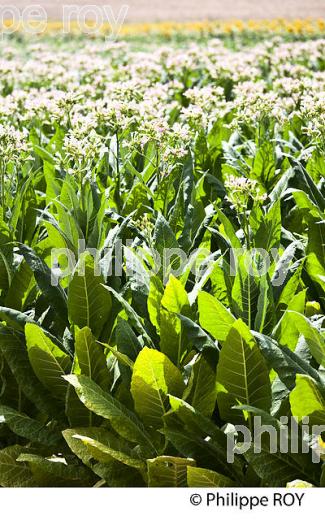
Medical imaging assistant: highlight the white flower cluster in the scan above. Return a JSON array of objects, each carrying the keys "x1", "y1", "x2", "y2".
[{"x1": 0, "y1": 36, "x2": 323, "y2": 178}]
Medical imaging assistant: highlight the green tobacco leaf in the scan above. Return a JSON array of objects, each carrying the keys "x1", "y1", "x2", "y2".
[
  {"x1": 74, "y1": 434, "x2": 145, "y2": 470},
  {"x1": 0, "y1": 326, "x2": 61, "y2": 416},
  {"x1": 0, "y1": 405, "x2": 60, "y2": 446},
  {"x1": 274, "y1": 293, "x2": 306, "y2": 351},
  {"x1": 231, "y1": 255, "x2": 259, "y2": 330},
  {"x1": 104, "y1": 285, "x2": 154, "y2": 348},
  {"x1": 0, "y1": 306, "x2": 34, "y2": 331},
  {"x1": 147, "y1": 456, "x2": 195, "y2": 487},
  {"x1": 5, "y1": 260, "x2": 34, "y2": 311},
  {"x1": 131, "y1": 347, "x2": 185, "y2": 428},
  {"x1": 161, "y1": 275, "x2": 189, "y2": 314},
  {"x1": 160, "y1": 275, "x2": 191, "y2": 365},
  {"x1": 290, "y1": 375, "x2": 325, "y2": 426},
  {"x1": 65, "y1": 383, "x2": 94, "y2": 428},
  {"x1": 289, "y1": 312, "x2": 325, "y2": 366},
  {"x1": 198, "y1": 291, "x2": 235, "y2": 342},
  {"x1": 216, "y1": 320, "x2": 271, "y2": 424},
  {"x1": 244, "y1": 439, "x2": 318, "y2": 487},
  {"x1": 20, "y1": 245, "x2": 68, "y2": 323},
  {"x1": 64, "y1": 426, "x2": 146, "y2": 485},
  {"x1": 306, "y1": 253, "x2": 325, "y2": 303},
  {"x1": 153, "y1": 214, "x2": 179, "y2": 268},
  {"x1": 177, "y1": 314, "x2": 216, "y2": 351},
  {"x1": 306, "y1": 216, "x2": 325, "y2": 296},
  {"x1": 217, "y1": 209, "x2": 241, "y2": 249},
  {"x1": 66, "y1": 327, "x2": 110, "y2": 427},
  {"x1": 0, "y1": 446, "x2": 35, "y2": 487},
  {"x1": 68, "y1": 252, "x2": 112, "y2": 338},
  {"x1": 165, "y1": 396, "x2": 244, "y2": 481},
  {"x1": 254, "y1": 201, "x2": 281, "y2": 251},
  {"x1": 25, "y1": 323, "x2": 71, "y2": 400},
  {"x1": 17, "y1": 454, "x2": 93, "y2": 487},
  {"x1": 275, "y1": 260, "x2": 303, "y2": 311},
  {"x1": 183, "y1": 355, "x2": 217, "y2": 417},
  {"x1": 93, "y1": 461, "x2": 145, "y2": 487},
  {"x1": 295, "y1": 168, "x2": 325, "y2": 213},
  {"x1": 65, "y1": 374, "x2": 155, "y2": 451},
  {"x1": 104, "y1": 343, "x2": 134, "y2": 369},
  {"x1": 74, "y1": 327, "x2": 109, "y2": 389},
  {"x1": 115, "y1": 317, "x2": 142, "y2": 361},
  {"x1": 63, "y1": 427, "x2": 113, "y2": 465},
  {"x1": 147, "y1": 275, "x2": 164, "y2": 332},
  {"x1": 187, "y1": 466, "x2": 235, "y2": 487},
  {"x1": 292, "y1": 189, "x2": 322, "y2": 220},
  {"x1": 253, "y1": 332, "x2": 324, "y2": 391},
  {"x1": 252, "y1": 141, "x2": 276, "y2": 186},
  {"x1": 254, "y1": 275, "x2": 275, "y2": 334}
]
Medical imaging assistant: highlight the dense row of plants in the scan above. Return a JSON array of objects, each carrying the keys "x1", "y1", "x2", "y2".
[{"x1": 0, "y1": 33, "x2": 324, "y2": 487}]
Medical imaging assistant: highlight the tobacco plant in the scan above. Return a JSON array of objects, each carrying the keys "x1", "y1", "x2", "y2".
[{"x1": 0, "y1": 33, "x2": 324, "y2": 487}]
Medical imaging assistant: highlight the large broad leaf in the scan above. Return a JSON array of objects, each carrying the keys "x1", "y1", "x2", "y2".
[
  {"x1": 92, "y1": 460, "x2": 144, "y2": 487},
  {"x1": 254, "y1": 201, "x2": 281, "y2": 251},
  {"x1": 62, "y1": 427, "x2": 144, "y2": 486},
  {"x1": 216, "y1": 209, "x2": 241, "y2": 249},
  {"x1": 147, "y1": 275, "x2": 164, "y2": 332},
  {"x1": 115, "y1": 317, "x2": 142, "y2": 361},
  {"x1": 177, "y1": 314, "x2": 217, "y2": 351},
  {"x1": 0, "y1": 306, "x2": 34, "y2": 331},
  {"x1": 25, "y1": 323, "x2": 71, "y2": 400},
  {"x1": 147, "y1": 456, "x2": 195, "y2": 487},
  {"x1": 231, "y1": 255, "x2": 260, "y2": 329},
  {"x1": 20, "y1": 245, "x2": 68, "y2": 324},
  {"x1": 288, "y1": 312, "x2": 325, "y2": 367},
  {"x1": 161, "y1": 275, "x2": 189, "y2": 314},
  {"x1": 73, "y1": 433, "x2": 145, "y2": 470},
  {"x1": 290, "y1": 375, "x2": 325, "y2": 426},
  {"x1": 183, "y1": 355, "x2": 217, "y2": 417},
  {"x1": 0, "y1": 446, "x2": 35, "y2": 487},
  {"x1": 306, "y1": 219, "x2": 325, "y2": 303},
  {"x1": 5, "y1": 260, "x2": 34, "y2": 311},
  {"x1": 198, "y1": 291, "x2": 235, "y2": 342},
  {"x1": 216, "y1": 320, "x2": 271, "y2": 424},
  {"x1": 306, "y1": 253, "x2": 325, "y2": 304},
  {"x1": 254, "y1": 275, "x2": 275, "y2": 334},
  {"x1": 252, "y1": 141, "x2": 276, "y2": 186},
  {"x1": 104, "y1": 285, "x2": 154, "y2": 348},
  {"x1": 160, "y1": 275, "x2": 191, "y2": 366},
  {"x1": 17, "y1": 453, "x2": 93, "y2": 487},
  {"x1": 74, "y1": 327, "x2": 109, "y2": 389},
  {"x1": 165, "y1": 396, "x2": 244, "y2": 482},
  {"x1": 0, "y1": 405, "x2": 60, "y2": 446},
  {"x1": 187, "y1": 466, "x2": 235, "y2": 487},
  {"x1": 0, "y1": 326, "x2": 61, "y2": 416},
  {"x1": 131, "y1": 347, "x2": 184, "y2": 428},
  {"x1": 244, "y1": 438, "x2": 319, "y2": 487},
  {"x1": 153, "y1": 213, "x2": 179, "y2": 276},
  {"x1": 273, "y1": 293, "x2": 306, "y2": 351},
  {"x1": 253, "y1": 332, "x2": 324, "y2": 391},
  {"x1": 63, "y1": 427, "x2": 114, "y2": 466},
  {"x1": 66, "y1": 327, "x2": 110, "y2": 427},
  {"x1": 64, "y1": 374, "x2": 155, "y2": 451},
  {"x1": 68, "y1": 252, "x2": 112, "y2": 338}
]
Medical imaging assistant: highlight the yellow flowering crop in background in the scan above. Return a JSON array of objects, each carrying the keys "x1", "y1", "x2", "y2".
[{"x1": 1, "y1": 17, "x2": 324, "y2": 37}]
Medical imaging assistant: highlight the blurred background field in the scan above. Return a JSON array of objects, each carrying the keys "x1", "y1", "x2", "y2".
[
  {"x1": 11, "y1": 0, "x2": 325, "y2": 22},
  {"x1": 0, "y1": 1, "x2": 324, "y2": 44}
]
